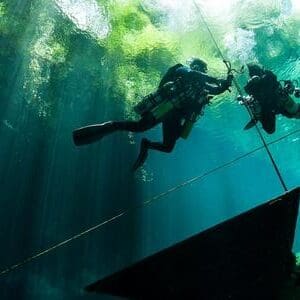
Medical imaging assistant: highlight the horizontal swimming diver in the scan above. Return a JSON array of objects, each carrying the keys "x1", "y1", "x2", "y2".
[{"x1": 73, "y1": 58, "x2": 233, "y2": 170}]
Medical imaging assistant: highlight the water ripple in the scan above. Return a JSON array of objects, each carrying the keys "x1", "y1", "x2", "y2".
[{"x1": 55, "y1": 0, "x2": 110, "y2": 39}]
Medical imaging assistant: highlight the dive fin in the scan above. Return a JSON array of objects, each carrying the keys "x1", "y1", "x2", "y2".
[
  {"x1": 243, "y1": 118, "x2": 257, "y2": 130},
  {"x1": 72, "y1": 122, "x2": 115, "y2": 146},
  {"x1": 132, "y1": 139, "x2": 149, "y2": 171}
]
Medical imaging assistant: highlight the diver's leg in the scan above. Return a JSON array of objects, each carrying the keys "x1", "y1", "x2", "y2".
[
  {"x1": 113, "y1": 115, "x2": 157, "y2": 132},
  {"x1": 146, "y1": 118, "x2": 180, "y2": 152},
  {"x1": 282, "y1": 104, "x2": 300, "y2": 119},
  {"x1": 279, "y1": 96, "x2": 300, "y2": 119},
  {"x1": 73, "y1": 115, "x2": 156, "y2": 146},
  {"x1": 132, "y1": 114, "x2": 181, "y2": 171},
  {"x1": 261, "y1": 111, "x2": 276, "y2": 134}
]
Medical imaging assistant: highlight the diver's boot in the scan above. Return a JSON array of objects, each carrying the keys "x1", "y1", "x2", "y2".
[
  {"x1": 73, "y1": 121, "x2": 117, "y2": 146},
  {"x1": 132, "y1": 138, "x2": 149, "y2": 171}
]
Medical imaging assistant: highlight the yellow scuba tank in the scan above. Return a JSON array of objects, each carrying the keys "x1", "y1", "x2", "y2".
[
  {"x1": 151, "y1": 100, "x2": 174, "y2": 120},
  {"x1": 151, "y1": 83, "x2": 196, "y2": 121},
  {"x1": 133, "y1": 81, "x2": 176, "y2": 118},
  {"x1": 180, "y1": 120, "x2": 194, "y2": 139},
  {"x1": 152, "y1": 81, "x2": 204, "y2": 122},
  {"x1": 180, "y1": 112, "x2": 199, "y2": 139},
  {"x1": 133, "y1": 91, "x2": 164, "y2": 116}
]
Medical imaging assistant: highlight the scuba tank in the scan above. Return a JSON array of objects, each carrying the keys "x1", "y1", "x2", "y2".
[
  {"x1": 133, "y1": 92, "x2": 163, "y2": 116},
  {"x1": 134, "y1": 77, "x2": 210, "y2": 121},
  {"x1": 134, "y1": 81, "x2": 176, "y2": 117},
  {"x1": 134, "y1": 63, "x2": 184, "y2": 117},
  {"x1": 180, "y1": 112, "x2": 198, "y2": 139},
  {"x1": 180, "y1": 94, "x2": 210, "y2": 139},
  {"x1": 180, "y1": 93, "x2": 211, "y2": 139},
  {"x1": 134, "y1": 80, "x2": 185, "y2": 121},
  {"x1": 180, "y1": 119, "x2": 194, "y2": 139}
]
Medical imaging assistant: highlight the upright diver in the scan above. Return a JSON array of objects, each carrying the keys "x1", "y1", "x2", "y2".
[
  {"x1": 238, "y1": 63, "x2": 300, "y2": 134},
  {"x1": 73, "y1": 58, "x2": 233, "y2": 170}
]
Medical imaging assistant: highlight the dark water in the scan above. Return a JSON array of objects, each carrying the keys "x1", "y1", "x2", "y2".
[{"x1": 0, "y1": 0, "x2": 299, "y2": 299}]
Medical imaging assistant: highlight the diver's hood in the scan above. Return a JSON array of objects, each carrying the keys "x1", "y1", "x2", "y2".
[
  {"x1": 190, "y1": 58, "x2": 208, "y2": 72},
  {"x1": 247, "y1": 63, "x2": 264, "y2": 77}
]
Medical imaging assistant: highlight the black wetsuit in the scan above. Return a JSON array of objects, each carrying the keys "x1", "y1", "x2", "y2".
[
  {"x1": 112, "y1": 65, "x2": 232, "y2": 169},
  {"x1": 73, "y1": 64, "x2": 232, "y2": 170},
  {"x1": 244, "y1": 70, "x2": 280, "y2": 134}
]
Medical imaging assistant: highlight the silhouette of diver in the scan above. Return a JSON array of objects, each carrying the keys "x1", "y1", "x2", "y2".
[
  {"x1": 239, "y1": 63, "x2": 300, "y2": 134},
  {"x1": 73, "y1": 58, "x2": 233, "y2": 170}
]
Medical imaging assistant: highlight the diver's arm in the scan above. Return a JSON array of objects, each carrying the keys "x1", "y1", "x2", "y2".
[
  {"x1": 203, "y1": 74, "x2": 221, "y2": 85},
  {"x1": 191, "y1": 70, "x2": 221, "y2": 85},
  {"x1": 204, "y1": 83, "x2": 224, "y2": 95},
  {"x1": 204, "y1": 74, "x2": 233, "y2": 95},
  {"x1": 191, "y1": 71, "x2": 233, "y2": 95}
]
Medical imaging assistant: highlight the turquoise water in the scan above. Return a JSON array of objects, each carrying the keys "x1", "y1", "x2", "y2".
[{"x1": 0, "y1": 0, "x2": 299, "y2": 298}]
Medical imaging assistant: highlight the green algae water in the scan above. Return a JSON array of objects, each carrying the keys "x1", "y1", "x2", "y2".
[{"x1": 0, "y1": 0, "x2": 299, "y2": 298}]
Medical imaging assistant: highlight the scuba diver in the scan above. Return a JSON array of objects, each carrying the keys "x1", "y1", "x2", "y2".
[
  {"x1": 73, "y1": 58, "x2": 233, "y2": 171},
  {"x1": 238, "y1": 63, "x2": 300, "y2": 134}
]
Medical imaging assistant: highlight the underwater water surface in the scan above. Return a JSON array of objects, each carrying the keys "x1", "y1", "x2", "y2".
[{"x1": 0, "y1": 0, "x2": 299, "y2": 299}]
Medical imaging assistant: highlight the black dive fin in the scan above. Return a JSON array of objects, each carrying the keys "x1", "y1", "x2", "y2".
[
  {"x1": 132, "y1": 139, "x2": 149, "y2": 171},
  {"x1": 72, "y1": 122, "x2": 114, "y2": 146},
  {"x1": 243, "y1": 118, "x2": 258, "y2": 130}
]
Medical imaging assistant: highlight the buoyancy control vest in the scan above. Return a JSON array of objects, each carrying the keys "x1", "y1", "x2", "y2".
[{"x1": 134, "y1": 64, "x2": 209, "y2": 121}]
